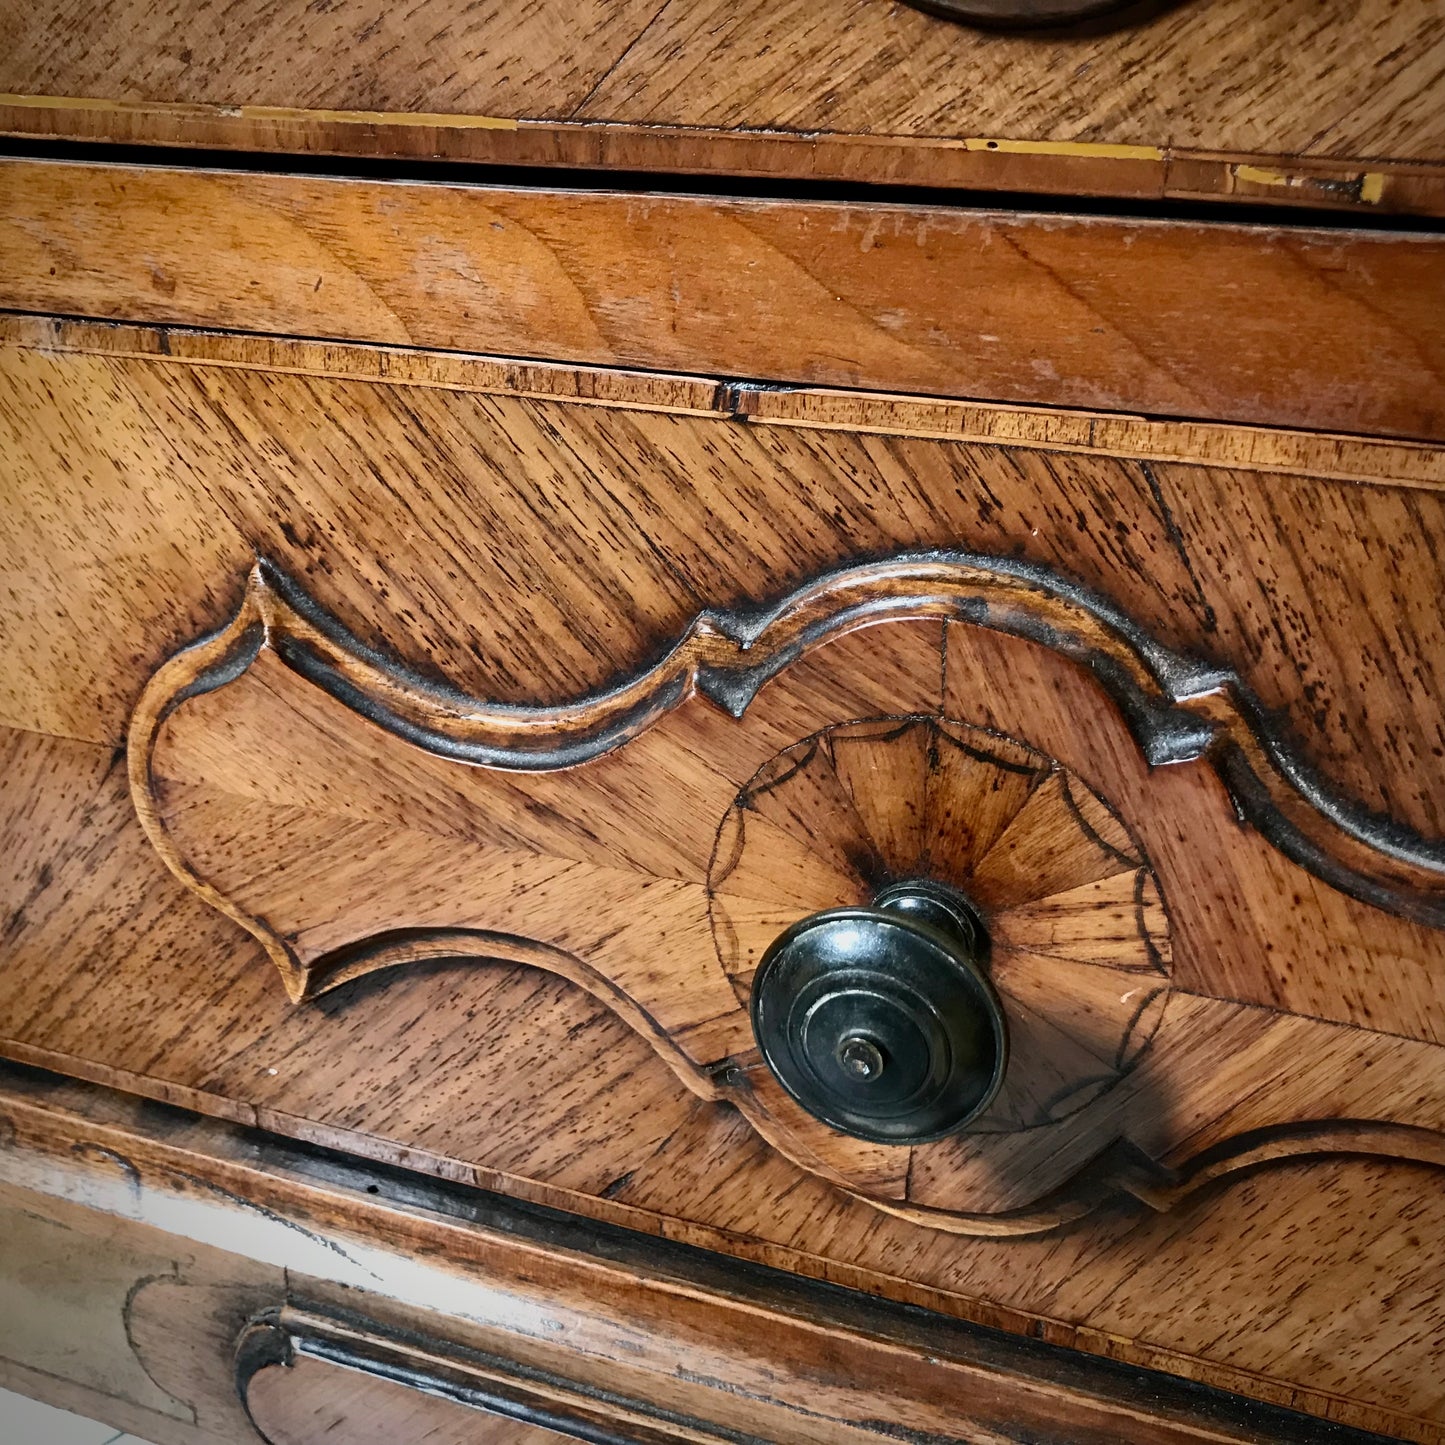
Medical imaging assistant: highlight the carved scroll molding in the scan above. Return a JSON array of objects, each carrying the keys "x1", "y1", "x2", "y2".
[
  {"x1": 236, "y1": 1306, "x2": 694, "y2": 1445},
  {"x1": 131, "y1": 554, "x2": 1445, "y2": 938},
  {"x1": 232, "y1": 1291, "x2": 1422, "y2": 1445},
  {"x1": 125, "y1": 555, "x2": 1445, "y2": 1237}
]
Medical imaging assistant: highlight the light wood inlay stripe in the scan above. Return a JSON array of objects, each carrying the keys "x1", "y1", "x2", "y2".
[{"x1": 3, "y1": 313, "x2": 1441, "y2": 491}]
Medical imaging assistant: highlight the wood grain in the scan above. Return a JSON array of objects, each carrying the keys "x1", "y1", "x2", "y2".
[
  {"x1": 5, "y1": 326, "x2": 1443, "y2": 838},
  {"x1": 124, "y1": 549, "x2": 1445, "y2": 929},
  {"x1": 111, "y1": 574, "x2": 1445, "y2": 1227},
  {"x1": 0, "y1": 1178, "x2": 281, "y2": 1445},
  {"x1": 2, "y1": 1, "x2": 1445, "y2": 214},
  {"x1": 4, "y1": 735, "x2": 1444, "y2": 1437},
  {"x1": 244, "y1": 1353, "x2": 579, "y2": 1445},
  {"x1": 5, "y1": 157, "x2": 1445, "y2": 439},
  {"x1": 5, "y1": 303, "x2": 1445, "y2": 1432},
  {"x1": 9, "y1": 314, "x2": 1445, "y2": 491},
  {"x1": 2, "y1": 5, "x2": 1444, "y2": 1430},
  {"x1": 0, "y1": 1066, "x2": 1429, "y2": 1445}
]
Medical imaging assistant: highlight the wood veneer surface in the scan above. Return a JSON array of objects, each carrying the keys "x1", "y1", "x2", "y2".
[
  {"x1": 2, "y1": 0, "x2": 1445, "y2": 213},
  {"x1": 3, "y1": 323, "x2": 1444, "y2": 1439}
]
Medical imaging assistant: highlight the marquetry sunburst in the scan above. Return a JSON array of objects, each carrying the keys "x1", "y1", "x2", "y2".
[{"x1": 707, "y1": 715, "x2": 1173, "y2": 1133}]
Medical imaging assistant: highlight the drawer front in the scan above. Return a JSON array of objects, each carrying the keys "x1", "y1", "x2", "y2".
[
  {"x1": 2, "y1": 163, "x2": 1445, "y2": 1440},
  {"x1": 3, "y1": 0, "x2": 1445, "y2": 217},
  {"x1": 0, "y1": 1074, "x2": 1386, "y2": 1445},
  {"x1": 119, "y1": 516, "x2": 1445, "y2": 1223},
  {"x1": 3, "y1": 158, "x2": 1445, "y2": 441}
]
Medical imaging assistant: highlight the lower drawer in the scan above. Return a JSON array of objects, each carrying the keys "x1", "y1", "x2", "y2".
[
  {"x1": 2, "y1": 314, "x2": 1445, "y2": 1440},
  {"x1": 0, "y1": 1068, "x2": 1407, "y2": 1445}
]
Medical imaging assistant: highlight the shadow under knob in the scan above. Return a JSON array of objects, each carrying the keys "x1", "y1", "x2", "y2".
[
  {"x1": 749, "y1": 880, "x2": 1007, "y2": 1144},
  {"x1": 901, "y1": 0, "x2": 1139, "y2": 26}
]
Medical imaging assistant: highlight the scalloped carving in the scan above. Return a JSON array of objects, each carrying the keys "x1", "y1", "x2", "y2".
[{"x1": 125, "y1": 555, "x2": 1445, "y2": 1235}]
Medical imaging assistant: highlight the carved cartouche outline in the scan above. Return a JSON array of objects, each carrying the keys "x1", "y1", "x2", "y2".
[
  {"x1": 131, "y1": 552, "x2": 1445, "y2": 953},
  {"x1": 235, "y1": 1304, "x2": 680, "y2": 1445},
  {"x1": 230, "y1": 1284, "x2": 1445, "y2": 1445},
  {"x1": 125, "y1": 555, "x2": 1445, "y2": 1235}
]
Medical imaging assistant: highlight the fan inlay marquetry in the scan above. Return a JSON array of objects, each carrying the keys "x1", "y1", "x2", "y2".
[{"x1": 709, "y1": 716, "x2": 1171, "y2": 1133}]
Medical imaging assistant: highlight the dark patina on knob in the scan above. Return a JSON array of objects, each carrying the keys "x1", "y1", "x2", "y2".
[{"x1": 750, "y1": 880, "x2": 1007, "y2": 1144}]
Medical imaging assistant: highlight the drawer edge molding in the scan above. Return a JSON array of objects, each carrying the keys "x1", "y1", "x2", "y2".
[
  {"x1": 4, "y1": 100, "x2": 1445, "y2": 221},
  {"x1": 7, "y1": 315, "x2": 1445, "y2": 492},
  {"x1": 6, "y1": 159, "x2": 1445, "y2": 441},
  {"x1": 229, "y1": 1299, "x2": 1409, "y2": 1445},
  {"x1": 0, "y1": 1065, "x2": 1416, "y2": 1445}
]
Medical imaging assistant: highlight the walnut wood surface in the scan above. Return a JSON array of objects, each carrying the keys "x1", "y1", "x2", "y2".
[
  {"x1": 4, "y1": 324, "x2": 1445, "y2": 1431},
  {"x1": 244, "y1": 1354, "x2": 577, "y2": 1445},
  {"x1": 0, "y1": 1068, "x2": 1421, "y2": 1445},
  {"x1": 2, "y1": 1, "x2": 1445, "y2": 215},
  {"x1": 6, "y1": 158, "x2": 1445, "y2": 440},
  {"x1": 4, "y1": 321, "x2": 1443, "y2": 840},
  {"x1": 114, "y1": 563, "x2": 1445, "y2": 1232},
  {"x1": 9, "y1": 315, "x2": 1445, "y2": 491},
  {"x1": 4, "y1": 727, "x2": 1445, "y2": 1437},
  {"x1": 124, "y1": 554, "x2": 1445, "y2": 930}
]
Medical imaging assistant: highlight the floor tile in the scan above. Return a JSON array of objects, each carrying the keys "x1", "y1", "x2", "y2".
[{"x1": 0, "y1": 1388, "x2": 157, "y2": 1445}]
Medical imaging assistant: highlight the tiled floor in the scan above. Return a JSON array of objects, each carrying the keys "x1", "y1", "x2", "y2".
[{"x1": 0, "y1": 1388, "x2": 158, "y2": 1445}]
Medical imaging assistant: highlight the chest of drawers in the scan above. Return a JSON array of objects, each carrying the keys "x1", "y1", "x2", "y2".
[{"x1": 2, "y1": 3, "x2": 1445, "y2": 1442}]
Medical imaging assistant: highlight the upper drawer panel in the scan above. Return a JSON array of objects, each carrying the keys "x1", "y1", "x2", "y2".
[
  {"x1": 4, "y1": 157, "x2": 1445, "y2": 440},
  {"x1": 2, "y1": 0, "x2": 1444, "y2": 216}
]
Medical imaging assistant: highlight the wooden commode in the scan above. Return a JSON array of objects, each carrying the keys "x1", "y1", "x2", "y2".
[{"x1": 2, "y1": 2, "x2": 1444, "y2": 1442}]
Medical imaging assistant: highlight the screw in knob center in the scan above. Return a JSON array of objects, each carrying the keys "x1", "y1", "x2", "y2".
[{"x1": 837, "y1": 1034, "x2": 886, "y2": 1082}]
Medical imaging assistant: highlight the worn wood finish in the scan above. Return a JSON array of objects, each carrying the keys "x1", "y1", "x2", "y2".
[
  {"x1": 108, "y1": 561, "x2": 1445, "y2": 1231},
  {"x1": 0, "y1": 1178, "x2": 281, "y2": 1445},
  {"x1": 0, "y1": 1066, "x2": 1421, "y2": 1445},
  {"x1": 9, "y1": 315, "x2": 1445, "y2": 492},
  {"x1": 4, "y1": 8, "x2": 1445, "y2": 1437},
  {"x1": 2, "y1": 2, "x2": 1445, "y2": 215},
  {"x1": 4, "y1": 322, "x2": 1443, "y2": 841},
  {"x1": 4, "y1": 323, "x2": 1445, "y2": 1435},
  {"x1": 240, "y1": 1301, "x2": 1386, "y2": 1445},
  {"x1": 7, "y1": 97, "x2": 1445, "y2": 219},
  {"x1": 243, "y1": 1349, "x2": 579, "y2": 1445},
  {"x1": 5, "y1": 724, "x2": 1445, "y2": 1437},
  {"x1": 6, "y1": 159, "x2": 1445, "y2": 439}
]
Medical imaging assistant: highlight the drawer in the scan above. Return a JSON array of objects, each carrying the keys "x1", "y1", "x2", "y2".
[
  {"x1": 0, "y1": 1070, "x2": 1379, "y2": 1445},
  {"x1": 2, "y1": 156, "x2": 1445, "y2": 1442},
  {"x1": 3, "y1": 0, "x2": 1445, "y2": 217}
]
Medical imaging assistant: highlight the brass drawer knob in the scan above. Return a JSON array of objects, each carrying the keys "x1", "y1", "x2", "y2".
[{"x1": 750, "y1": 880, "x2": 1008, "y2": 1144}]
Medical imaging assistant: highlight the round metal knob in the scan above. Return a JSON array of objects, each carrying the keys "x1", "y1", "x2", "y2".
[{"x1": 749, "y1": 880, "x2": 1007, "y2": 1144}]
